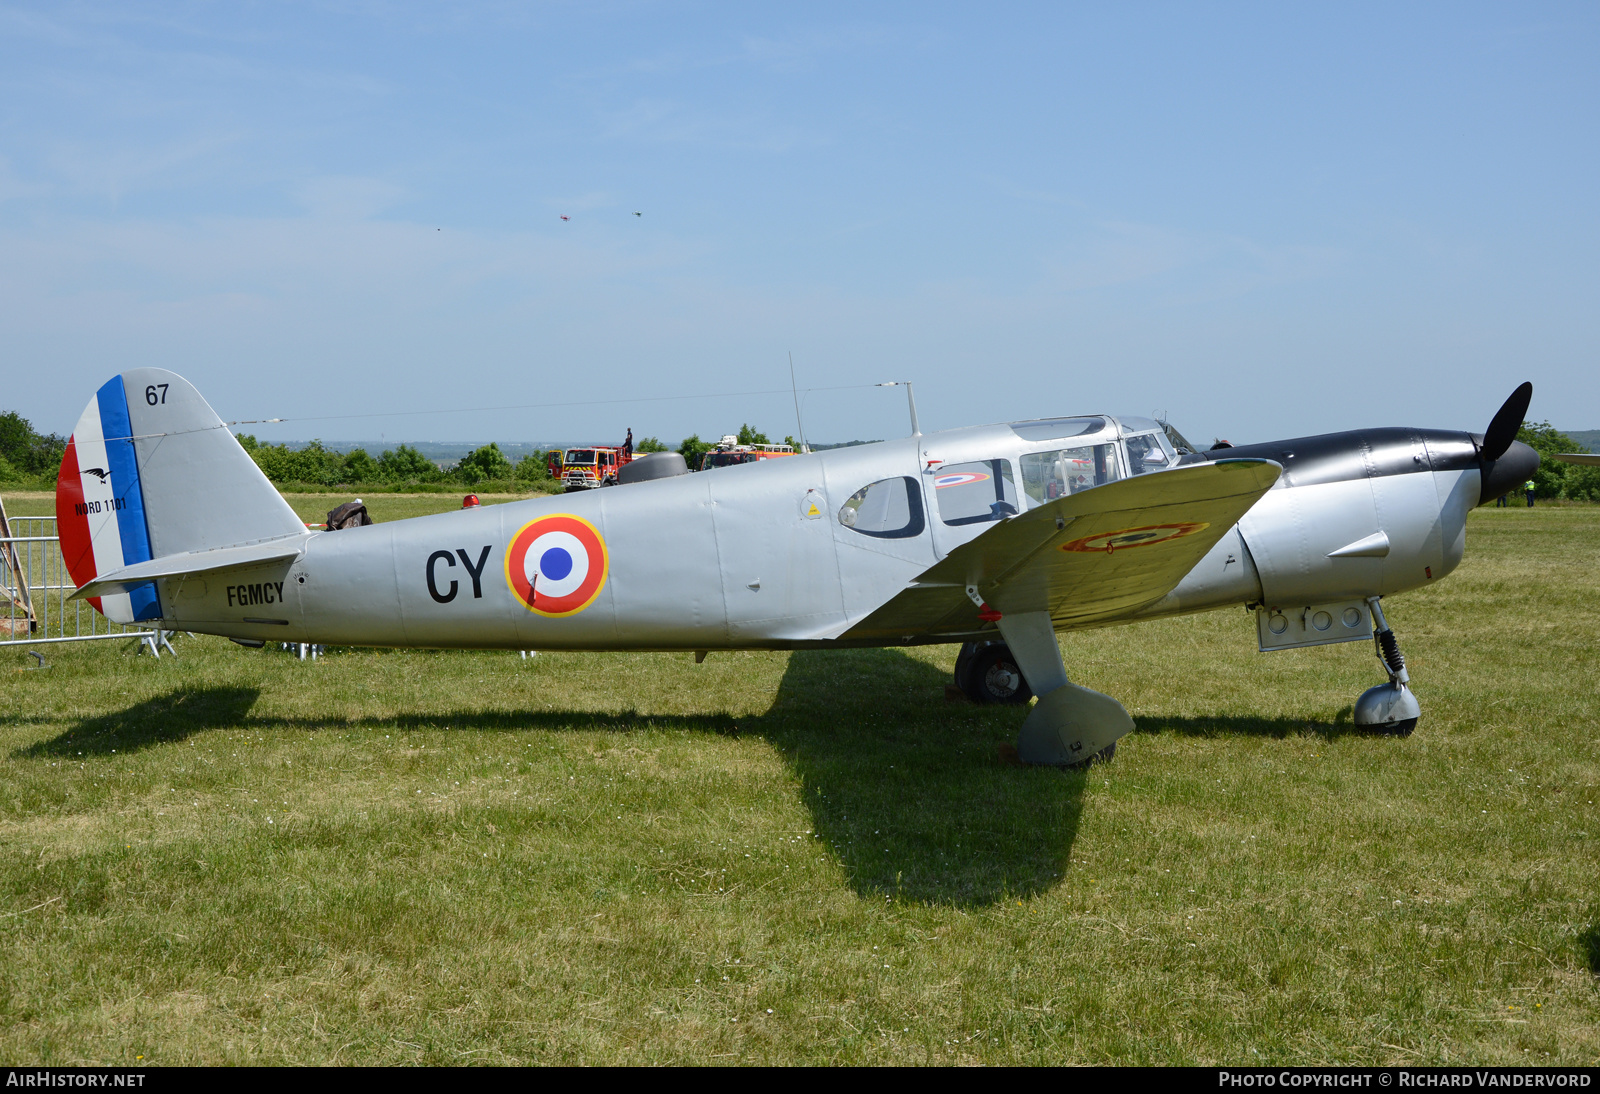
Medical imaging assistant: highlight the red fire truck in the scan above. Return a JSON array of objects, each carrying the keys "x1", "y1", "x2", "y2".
[{"x1": 550, "y1": 444, "x2": 635, "y2": 492}]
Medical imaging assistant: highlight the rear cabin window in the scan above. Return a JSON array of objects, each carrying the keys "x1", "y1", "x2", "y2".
[
  {"x1": 1021, "y1": 444, "x2": 1122, "y2": 504},
  {"x1": 838, "y1": 477, "x2": 925, "y2": 539},
  {"x1": 934, "y1": 460, "x2": 1018, "y2": 526}
]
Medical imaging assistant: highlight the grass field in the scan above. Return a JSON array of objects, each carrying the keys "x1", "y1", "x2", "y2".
[{"x1": 1, "y1": 492, "x2": 1596, "y2": 1065}]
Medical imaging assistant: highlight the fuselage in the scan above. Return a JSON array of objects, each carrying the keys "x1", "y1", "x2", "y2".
[{"x1": 156, "y1": 415, "x2": 1536, "y2": 651}]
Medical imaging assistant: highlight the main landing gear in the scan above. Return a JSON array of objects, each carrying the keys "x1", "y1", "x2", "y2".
[
  {"x1": 953, "y1": 611, "x2": 1133, "y2": 768},
  {"x1": 954, "y1": 640, "x2": 1033, "y2": 705},
  {"x1": 1353, "y1": 596, "x2": 1420, "y2": 736}
]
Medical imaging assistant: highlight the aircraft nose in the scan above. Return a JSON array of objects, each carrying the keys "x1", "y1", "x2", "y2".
[{"x1": 1479, "y1": 439, "x2": 1540, "y2": 506}]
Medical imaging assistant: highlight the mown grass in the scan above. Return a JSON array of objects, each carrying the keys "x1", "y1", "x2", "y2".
[{"x1": 0, "y1": 497, "x2": 1596, "y2": 1065}]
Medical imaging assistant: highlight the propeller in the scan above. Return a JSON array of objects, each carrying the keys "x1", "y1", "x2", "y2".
[{"x1": 1481, "y1": 381, "x2": 1533, "y2": 461}]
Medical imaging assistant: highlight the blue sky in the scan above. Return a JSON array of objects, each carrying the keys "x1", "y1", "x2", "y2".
[{"x1": 3, "y1": 2, "x2": 1597, "y2": 447}]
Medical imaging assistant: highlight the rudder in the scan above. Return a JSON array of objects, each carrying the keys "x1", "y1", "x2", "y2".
[{"x1": 57, "y1": 369, "x2": 306, "y2": 621}]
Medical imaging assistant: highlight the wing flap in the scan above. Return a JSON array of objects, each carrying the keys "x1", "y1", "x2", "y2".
[
  {"x1": 69, "y1": 537, "x2": 307, "y2": 600},
  {"x1": 839, "y1": 459, "x2": 1280, "y2": 641}
]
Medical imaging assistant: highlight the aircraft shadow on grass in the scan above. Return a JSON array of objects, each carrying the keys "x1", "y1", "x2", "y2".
[
  {"x1": 15, "y1": 650, "x2": 1084, "y2": 907},
  {"x1": 14, "y1": 649, "x2": 1372, "y2": 907},
  {"x1": 756, "y1": 648, "x2": 1087, "y2": 908},
  {"x1": 1132, "y1": 705, "x2": 1367, "y2": 743},
  {"x1": 18, "y1": 685, "x2": 262, "y2": 758}
]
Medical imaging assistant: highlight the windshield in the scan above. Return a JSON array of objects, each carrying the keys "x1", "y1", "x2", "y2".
[
  {"x1": 1124, "y1": 432, "x2": 1177, "y2": 475},
  {"x1": 1161, "y1": 421, "x2": 1199, "y2": 455},
  {"x1": 564, "y1": 450, "x2": 597, "y2": 466}
]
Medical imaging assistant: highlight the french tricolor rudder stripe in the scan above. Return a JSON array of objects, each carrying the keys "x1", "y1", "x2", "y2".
[{"x1": 54, "y1": 375, "x2": 162, "y2": 624}]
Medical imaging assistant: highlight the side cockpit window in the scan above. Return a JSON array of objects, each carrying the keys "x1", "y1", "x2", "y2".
[
  {"x1": 934, "y1": 460, "x2": 1018, "y2": 526},
  {"x1": 1021, "y1": 444, "x2": 1122, "y2": 503},
  {"x1": 838, "y1": 477, "x2": 925, "y2": 539}
]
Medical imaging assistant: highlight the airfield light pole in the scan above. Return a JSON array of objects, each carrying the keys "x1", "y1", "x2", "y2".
[{"x1": 877, "y1": 382, "x2": 920, "y2": 437}]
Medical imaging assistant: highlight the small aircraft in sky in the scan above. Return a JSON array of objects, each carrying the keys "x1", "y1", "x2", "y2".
[
  {"x1": 559, "y1": 215, "x2": 570, "y2": 221},
  {"x1": 57, "y1": 370, "x2": 1537, "y2": 766}
]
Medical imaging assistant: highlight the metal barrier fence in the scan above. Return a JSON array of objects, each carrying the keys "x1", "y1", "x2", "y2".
[{"x1": 0, "y1": 508, "x2": 158, "y2": 649}]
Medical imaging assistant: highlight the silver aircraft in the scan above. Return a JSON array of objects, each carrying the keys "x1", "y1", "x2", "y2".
[{"x1": 57, "y1": 370, "x2": 1538, "y2": 766}]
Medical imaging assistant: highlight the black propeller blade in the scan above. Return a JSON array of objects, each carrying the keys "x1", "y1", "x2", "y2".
[{"x1": 1481, "y1": 381, "x2": 1533, "y2": 461}]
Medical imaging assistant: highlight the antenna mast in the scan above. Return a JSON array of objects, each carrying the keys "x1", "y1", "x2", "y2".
[
  {"x1": 789, "y1": 352, "x2": 809, "y2": 453},
  {"x1": 876, "y1": 382, "x2": 920, "y2": 437}
]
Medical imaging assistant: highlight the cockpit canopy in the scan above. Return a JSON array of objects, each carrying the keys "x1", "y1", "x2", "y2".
[
  {"x1": 834, "y1": 413, "x2": 1191, "y2": 539},
  {"x1": 1007, "y1": 415, "x2": 1178, "y2": 504}
]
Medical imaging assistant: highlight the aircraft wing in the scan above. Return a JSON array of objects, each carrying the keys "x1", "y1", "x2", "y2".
[
  {"x1": 837, "y1": 458, "x2": 1281, "y2": 641},
  {"x1": 69, "y1": 537, "x2": 306, "y2": 600},
  {"x1": 1554, "y1": 452, "x2": 1600, "y2": 466}
]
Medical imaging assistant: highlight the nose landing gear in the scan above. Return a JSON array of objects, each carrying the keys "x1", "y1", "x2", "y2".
[{"x1": 1354, "y1": 596, "x2": 1420, "y2": 736}]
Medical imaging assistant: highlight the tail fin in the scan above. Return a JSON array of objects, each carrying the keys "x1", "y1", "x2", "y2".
[{"x1": 56, "y1": 369, "x2": 305, "y2": 622}]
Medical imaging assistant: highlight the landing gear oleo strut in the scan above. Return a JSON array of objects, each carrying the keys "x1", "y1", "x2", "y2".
[{"x1": 1353, "y1": 596, "x2": 1420, "y2": 736}]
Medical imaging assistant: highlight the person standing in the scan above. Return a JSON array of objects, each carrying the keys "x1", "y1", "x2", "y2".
[
  {"x1": 623, "y1": 428, "x2": 633, "y2": 460},
  {"x1": 1496, "y1": 492, "x2": 1508, "y2": 507},
  {"x1": 1525, "y1": 479, "x2": 1537, "y2": 508}
]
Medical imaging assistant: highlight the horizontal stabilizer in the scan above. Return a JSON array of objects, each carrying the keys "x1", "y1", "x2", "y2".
[
  {"x1": 839, "y1": 458, "x2": 1281, "y2": 641},
  {"x1": 70, "y1": 538, "x2": 306, "y2": 600}
]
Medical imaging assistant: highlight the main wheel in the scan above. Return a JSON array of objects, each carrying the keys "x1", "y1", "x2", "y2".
[
  {"x1": 962, "y1": 643, "x2": 1033, "y2": 705},
  {"x1": 952, "y1": 640, "x2": 983, "y2": 694},
  {"x1": 1066, "y1": 741, "x2": 1116, "y2": 770}
]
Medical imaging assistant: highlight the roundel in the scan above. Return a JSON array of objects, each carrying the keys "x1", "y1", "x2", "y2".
[
  {"x1": 1060, "y1": 521, "x2": 1209, "y2": 554},
  {"x1": 505, "y1": 514, "x2": 609, "y2": 616},
  {"x1": 933, "y1": 471, "x2": 989, "y2": 489}
]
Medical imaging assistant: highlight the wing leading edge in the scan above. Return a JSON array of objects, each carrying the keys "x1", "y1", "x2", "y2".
[{"x1": 837, "y1": 458, "x2": 1281, "y2": 642}]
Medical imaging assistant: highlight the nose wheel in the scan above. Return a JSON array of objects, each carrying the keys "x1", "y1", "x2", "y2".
[{"x1": 1354, "y1": 597, "x2": 1420, "y2": 736}]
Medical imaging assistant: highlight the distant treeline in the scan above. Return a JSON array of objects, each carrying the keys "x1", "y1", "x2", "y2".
[
  {"x1": 0, "y1": 411, "x2": 818, "y2": 492},
  {"x1": 235, "y1": 435, "x2": 559, "y2": 491},
  {"x1": 11, "y1": 407, "x2": 1585, "y2": 498}
]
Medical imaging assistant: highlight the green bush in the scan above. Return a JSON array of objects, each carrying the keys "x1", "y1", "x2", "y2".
[
  {"x1": 515, "y1": 453, "x2": 555, "y2": 484},
  {"x1": 456, "y1": 443, "x2": 514, "y2": 485},
  {"x1": 245, "y1": 439, "x2": 349, "y2": 487},
  {"x1": 677, "y1": 434, "x2": 711, "y2": 471},
  {"x1": 1517, "y1": 421, "x2": 1600, "y2": 501},
  {"x1": 379, "y1": 444, "x2": 440, "y2": 482},
  {"x1": 343, "y1": 448, "x2": 381, "y2": 482},
  {"x1": 0, "y1": 410, "x2": 66, "y2": 483}
]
